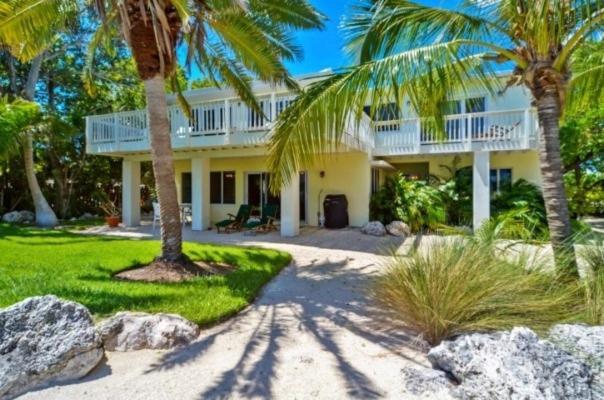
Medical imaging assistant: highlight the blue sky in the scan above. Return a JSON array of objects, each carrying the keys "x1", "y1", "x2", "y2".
[{"x1": 285, "y1": 0, "x2": 451, "y2": 75}]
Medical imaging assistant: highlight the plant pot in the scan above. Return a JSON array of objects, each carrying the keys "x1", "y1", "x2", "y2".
[{"x1": 105, "y1": 216, "x2": 120, "y2": 228}]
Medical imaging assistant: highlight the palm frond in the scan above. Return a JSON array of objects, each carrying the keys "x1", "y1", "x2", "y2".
[
  {"x1": 207, "y1": 6, "x2": 294, "y2": 88},
  {"x1": 248, "y1": 0, "x2": 326, "y2": 29},
  {"x1": 344, "y1": 0, "x2": 502, "y2": 62},
  {"x1": 267, "y1": 41, "x2": 500, "y2": 191},
  {"x1": 0, "y1": 0, "x2": 77, "y2": 61},
  {"x1": 566, "y1": 40, "x2": 604, "y2": 112},
  {"x1": 0, "y1": 97, "x2": 41, "y2": 159}
]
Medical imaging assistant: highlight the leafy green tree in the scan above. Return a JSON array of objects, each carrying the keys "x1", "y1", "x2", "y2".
[
  {"x1": 560, "y1": 41, "x2": 604, "y2": 217},
  {"x1": 268, "y1": 0, "x2": 604, "y2": 277},
  {"x1": 1, "y1": 0, "x2": 324, "y2": 266}
]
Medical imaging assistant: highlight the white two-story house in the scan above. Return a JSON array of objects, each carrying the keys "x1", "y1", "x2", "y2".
[{"x1": 85, "y1": 71, "x2": 541, "y2": 236}]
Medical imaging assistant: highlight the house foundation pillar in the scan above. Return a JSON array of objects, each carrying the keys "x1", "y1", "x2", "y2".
[
  {"x1": 280, "y1": 173, "x2": 300, "y2": 237},
  {"x1": 122, "y1": 159, "x2": 141, "y2": 227},
  {"x1": 473, "y1": 151, "x2": 490, "y2": 231},
  {"x1": 191, "y1": 158, "x2": 210, "y2": 231}
]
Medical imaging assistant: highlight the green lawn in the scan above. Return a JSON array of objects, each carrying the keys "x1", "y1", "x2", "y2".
[{"x1": 0, "y1": 224, "x2": 291, "y2": 325}]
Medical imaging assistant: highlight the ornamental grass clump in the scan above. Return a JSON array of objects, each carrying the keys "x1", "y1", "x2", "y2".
[
  {"x1": 374, "y1": 239, "x2": 579, "y2": 345},
  {"x1": 579, "y1": 240, "x2": 604, "y2": 325}
]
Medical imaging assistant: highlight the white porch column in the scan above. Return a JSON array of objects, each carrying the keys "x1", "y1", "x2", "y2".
[
  {"x1": 472, "y1": 151, "x2": 490, "y2": 231},
  {"x1": 191, "y1": 158, "x2": 210, "y2": 231},
  {"x1": 280, "y1": 173, "x2": 300, "y2": 237},
  {"x1": 121, "y1": 159, "x2": 140, "y2": 227}
]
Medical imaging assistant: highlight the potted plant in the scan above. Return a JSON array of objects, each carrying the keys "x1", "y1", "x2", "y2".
[{"x1": 98, "y1": 196, "x2": 121, "y2": 228}]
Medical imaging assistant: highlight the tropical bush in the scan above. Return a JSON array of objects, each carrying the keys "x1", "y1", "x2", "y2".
[
  {"x1": 370, "y1": 174, "x2": 445, "y2": 232},
  {"x1": 486, "y1": 179, "x2": 549, "y2": 240},
  {"x1": 374, "y1": 238, "x2": 579, "y2": 345},
  {"x1": 434, "y1": 158, "x2": 473, "y2": 226}
]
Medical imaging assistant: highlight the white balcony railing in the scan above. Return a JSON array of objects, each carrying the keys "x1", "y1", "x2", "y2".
[
  {"x1": 372, "y1": 108, "x2": 538, "y2": 155},
  {"x1": 86, "y1": 96, "x2": 538, "y2": 156}
]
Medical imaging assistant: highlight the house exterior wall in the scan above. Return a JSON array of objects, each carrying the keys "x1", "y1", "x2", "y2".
[{"x1": 172, "y1": 151, "x2": 372, "y2": 227}]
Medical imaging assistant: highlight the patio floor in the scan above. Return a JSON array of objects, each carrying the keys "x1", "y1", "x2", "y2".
[{"x1": 22, "y1": 224, "x2": 450, "y2": 400}]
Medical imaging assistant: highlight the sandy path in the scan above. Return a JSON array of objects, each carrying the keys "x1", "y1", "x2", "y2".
[{"x1": 21, "y1": 227, "x2": 449, "y2": 400}]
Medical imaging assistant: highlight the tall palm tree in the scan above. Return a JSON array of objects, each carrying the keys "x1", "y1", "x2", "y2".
[
  {"x1": 1, "y1": 0, "x2": 324, "y2": 265},
  {"x1": 267, "y1": 0, "x2": 604, "y2": 277}
]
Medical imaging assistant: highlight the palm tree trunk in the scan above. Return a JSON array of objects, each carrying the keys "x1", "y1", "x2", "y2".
[
  {"x1": 23, "y1": 132, "x2": 58, "y2": 227},
  {"x1": 143, "y1": 75, "x2": 183, "y2": 261},
  {"x1": 535, "y1": 90, "x2": 578, "y2": 278},
  {"x1": 22, "y1": 53, "x2": 58, "y2": 227}
]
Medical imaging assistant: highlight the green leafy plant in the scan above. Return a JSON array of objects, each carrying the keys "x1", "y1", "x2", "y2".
[
  {"x1": 374, "y1": 238, "x2": 579, "y2": 345},
  {"x1": 370, "y1": 174, "x2": 445, "y2": 232},
  {"x1": 491, "y1": 179, "x2": 549, "y2": 240},
  {"x1": 436, "y1": 158, "x2": 472, "y2": 226}
]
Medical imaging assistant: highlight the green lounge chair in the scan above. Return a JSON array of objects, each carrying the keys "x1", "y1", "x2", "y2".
[
  {"x1": 244, "y1": 204, "x2": 279, "y2": 233},
  {"x1": 215, "y1": 204, "x2": 252, "y2": 233}
]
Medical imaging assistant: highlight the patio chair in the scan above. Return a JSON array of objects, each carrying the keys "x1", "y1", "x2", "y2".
[
  {"x1": 244, "y1": 204, "x2": 279, "y2": 233},
  {"x1": 152, "y1": 202, "x2": 160, "y2": 231},
  {"x1": 215, "y1": 204, "x2": 252, "y2": 233}
]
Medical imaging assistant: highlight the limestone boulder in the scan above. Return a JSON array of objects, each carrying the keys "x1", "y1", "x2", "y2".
[
  {"x1": 98, "y1": 312, "x2": 199, "y2": 351},
  {"x1": 385, "y1": 221, "x2": 411, "y2": 237},
  {"x1": 361, "y1": 221, "x2": 386, "y2": 236},
  {"x1": 428, "y1": 327, "x2": 593, "y2": 400},
  {"x1": 1, "y1": 211, "x2": 22, "y2": 224},
  {"x1": 79, "y1": 212, "x2": 94, "y2": 220},
  {"x1": 0, "y1": 295, "x2": 103, "y2": 399},
  {"x1": 401, "y1": 366, "x2": 454, "y2": 398},
  {"x1": 18, "y1": 210, "x2": 35, "y2": 223},
  {"x1": 549, "y1": 324, "x2": 604, "y2": 398}
]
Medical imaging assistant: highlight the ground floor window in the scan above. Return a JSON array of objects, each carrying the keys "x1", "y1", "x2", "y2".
[
  {"x1": 210, "y1": 171, "x2": 236, "y2": 204},
  {"x1": 490, "y1": 168, "x2": 512, "y2": 193},
  {"x1": 181, "y1": 173, "x2": 192, "y2": 203}
]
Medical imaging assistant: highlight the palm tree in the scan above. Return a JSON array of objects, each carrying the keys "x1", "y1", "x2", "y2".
[
  {"x1": 0, "y1": 52, "x2": 59, "y2": 227},
  {"x1": 0, "y1": 97, "x2": 58, "y2": 226},
  {"x1": 1, "y1": 0, "x2": 324, "y2": 265},
  {"x1": 267, "y1": 0, "x2": 604, "y2": 277}
]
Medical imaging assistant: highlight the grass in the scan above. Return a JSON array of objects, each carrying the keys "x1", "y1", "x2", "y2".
[
  {"x1": 579, "y1": 239, "x2": 604, "y2": 325},
  {"x1": 0, "y1": 223, "x2": 291, "y2": 325},
  {"x1": 374, "y1": 238, "x2": 580, "y2": 345}
]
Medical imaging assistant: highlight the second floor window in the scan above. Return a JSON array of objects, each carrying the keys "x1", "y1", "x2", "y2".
[
  {"x1": 363, "y1": 103, "x2": 400, "y2": 121},
  {"x1": 210, "y1": 171, "x2": 236, "y2": 204}
]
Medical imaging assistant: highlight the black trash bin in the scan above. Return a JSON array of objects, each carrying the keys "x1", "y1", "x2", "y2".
[{"x1": 323, "y1": 194, "x2": 349, "y2": 229}]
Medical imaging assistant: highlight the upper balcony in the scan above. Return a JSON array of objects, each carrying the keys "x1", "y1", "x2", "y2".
[
  {"x1": 85, "y1": 92, "x2": 538, "y2": 157},
  {"x1": 372, "y1": 108, "x2": 539, "y2": 156}
]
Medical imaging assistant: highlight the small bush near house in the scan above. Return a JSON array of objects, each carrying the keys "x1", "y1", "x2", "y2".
[
  {"x1": 370, "y1": 174, "x2": 445, "y2": 232},
  {"x1": 374, "y1": 238, "x2": 579, "y2": 345},
  {"x1": 490, "y1": 179, "x2": 549, "y2": 240}
]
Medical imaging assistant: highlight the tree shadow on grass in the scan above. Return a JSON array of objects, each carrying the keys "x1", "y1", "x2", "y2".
[{"x1": 143, "y1": 257, "x2": 424, "y2": 399}]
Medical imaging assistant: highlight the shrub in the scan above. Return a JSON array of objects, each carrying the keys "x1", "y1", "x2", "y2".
[
  {"x1": 374, "y1": 239, "x2": 578, "y2": 345},
  {"x1": 436, "y1": 159, "x2": 472, "y2": 226},
  {"x1": 490, "y1": 179, "x2": 549, "y2": 240},
  {"x1": 369, "y1": 174, "x2": 445, "y2": 232}
]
